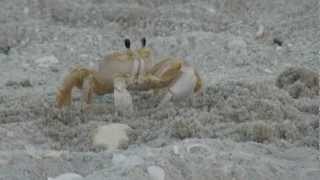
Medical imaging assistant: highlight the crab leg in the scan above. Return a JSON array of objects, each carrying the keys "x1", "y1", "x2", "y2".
[
  {"x1": 113, "y1": 76, "x2": 134, "y2": 115},
  {"x1": 81, "y1": 74, "x2": 95, "y2": 110}
]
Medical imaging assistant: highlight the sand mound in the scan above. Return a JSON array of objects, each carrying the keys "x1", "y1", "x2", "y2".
[{"x1": 276, "y1": 66, "x2": 319, "y2": 98}]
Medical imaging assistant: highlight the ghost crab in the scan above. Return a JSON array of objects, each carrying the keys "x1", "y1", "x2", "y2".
[{"x1": 56, "y1": 38, "x2": 203, "y2": 114}]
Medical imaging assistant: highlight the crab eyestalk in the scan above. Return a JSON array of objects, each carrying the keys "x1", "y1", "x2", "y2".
[
  {"x1": 124, "y1": 38, "x2": 130, "y2": 49},
  {"x1": 141, "y1": 37, "x2": 146, "y2": 47}
]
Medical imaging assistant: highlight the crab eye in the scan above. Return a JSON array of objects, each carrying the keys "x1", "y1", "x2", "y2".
[
  {"x1": 141, "y1": 37, "x2": 146, "y2": 47},
  {"x1": 124, "y1": 39, "x2": 130, "y2": 49}
]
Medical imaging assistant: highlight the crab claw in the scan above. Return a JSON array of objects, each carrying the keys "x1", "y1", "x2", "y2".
[{"x1": 158, "y1": 64, "x2": 198, "y2": 107}]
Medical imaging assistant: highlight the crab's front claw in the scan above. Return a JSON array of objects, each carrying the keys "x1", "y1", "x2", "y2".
[
  {"x1": 158, "y1": 64, "x2": 199, "y2": 108},
  {"x1": 113, "y1": 76, "x2": 134, "y2": 115}
]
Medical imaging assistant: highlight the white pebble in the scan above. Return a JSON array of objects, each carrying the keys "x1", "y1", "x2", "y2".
[
  {"x1": 112, "y1": 154, "x2": 144, "y2": 167},
  {"x1": 264, "y1": 68, "x2": 273, "y2": 74},
  {"x1": 43, "y1": 150, "x2": 65, "y2": 159},
  {"x1": 34, "y1": 55, "x2": 59, "y2": 68},
  {"x1": 93, "y1": 123, "x2": 131, "y2": 150},
  {"x1": 147, "y1": 166, "x2": 165, "y2": 180},
  {"x1": 48, "y1": 173, "x2": 83, "y2": 180}
]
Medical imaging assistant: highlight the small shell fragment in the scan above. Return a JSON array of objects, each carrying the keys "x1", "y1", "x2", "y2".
[
  {"x1": 147, "y1": 166, "x2": 165, "y2": 180},
  {"x1": 187, "y1": 143, "x2": 210, "y2": 154}
]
